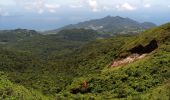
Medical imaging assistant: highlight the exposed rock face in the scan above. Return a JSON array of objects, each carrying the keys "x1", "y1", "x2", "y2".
[
  {"x1": 110, "y1": 54, "x2": 146, "y2": 68},
  {"x1": 109, "y1": 40, "x2": 158, "y2": 68},
  {"x1": 129, "y1": 40, "x2": 158, "y2": 54}
]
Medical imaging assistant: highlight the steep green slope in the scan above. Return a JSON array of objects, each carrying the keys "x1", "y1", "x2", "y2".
[
  {"x1": 120, "y1": 23, "x2": 170, "y2": 56},
  {"x1": 61, "y1": 51, "x2": 170, "y2": 99},
  {"x1": 56, "y1": 23, "x2": 170, "y2": 99},
  {"x1": 0, "y1": 72, "x2": 51, "y2": 100}
]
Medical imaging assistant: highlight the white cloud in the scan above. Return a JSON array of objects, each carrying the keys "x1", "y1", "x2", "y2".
[
  {"x1": 168, "y1": 5, "x2": 170, "y2": 8},
  {"x1": 69, "y1": 5, "x2": 83, "y2": 8},
  {"x1": 45, "y1": 4, "x2": 60, "y2": 13},
  {"x1": 48, "y1": 9, "x2": 56, "y2": 13},
  {"x1": 88, "y1": 0, "x2": 99, "y2": 12},
  {"x1": 24, "y1": 0, "x2": 60, "y2": 14},
  {"x1": 38, "y1": 9, "x2": 44, "y2": 14},
  {"x1": 68, "y1": 0, "x2": 100, "y2": 12},
  {"x1": 144, "y1": 4, "x2": 151, "y2": 8},
  {"x1": 69, "y1": 0, "x2": 137, "y2": 12},
  {"x1": 0, "y1": 7, "x2": 10, "y2": 16},
  {"x1": 103, "y1": 6, "x2": 111, "y2": 11},
  {"x1": 68, "y1": 0, "x2": 84, "y2": 8},
  {"x1": 116, "y1": 2, "x2": 136, "y2": 11},
  {"x1": 45, "y1": 4, "x2": 60, "y2": 9}
]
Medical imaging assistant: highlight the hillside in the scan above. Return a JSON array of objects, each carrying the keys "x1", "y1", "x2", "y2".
[
  {"x1": 0, "y1": 29, "x2": 40, "y2": 44},
  {"x1": 1, "y1": 28, "x2": 108, "y2": 57},
  {"x1": 0, "y1": 34, "x2": 134, "y2": 99},
  {"x1": 0, "y1": 72, "x2": 51, "y2": 100},
  {"x1": 46, "y1": 16, "x2": 156, "y2": 34},
  {"x1": 0, "y1": 23, "x2": 169, "y2": 99},
  {"x1": 59, "y1": 23, "x2": 170, "y2": 99}
]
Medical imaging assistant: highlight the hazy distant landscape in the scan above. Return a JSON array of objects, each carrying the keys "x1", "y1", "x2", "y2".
[{"x1": 0, "y1": 0, "x2": 170, "y2": 100}]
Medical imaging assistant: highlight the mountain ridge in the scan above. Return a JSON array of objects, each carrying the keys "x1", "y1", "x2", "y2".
[{"x1": 46, "y1": 16, "x2": 156, "y2": 34}]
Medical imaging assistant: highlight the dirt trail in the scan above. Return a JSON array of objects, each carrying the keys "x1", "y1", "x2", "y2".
[{"x1": 109, "y1": 54, "x2": 146, "y2": 68}]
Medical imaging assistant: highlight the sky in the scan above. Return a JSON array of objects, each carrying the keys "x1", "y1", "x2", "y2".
[{"x1": 0, "y1": 0, "x2": 170, "y2": 31}]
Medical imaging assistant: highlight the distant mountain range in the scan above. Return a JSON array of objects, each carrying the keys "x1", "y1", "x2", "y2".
[{"x1": 46, "y1": 16, "x2": 156, "y2": 34}]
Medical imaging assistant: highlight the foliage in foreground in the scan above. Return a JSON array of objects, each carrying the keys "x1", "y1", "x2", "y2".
[{"x1": 0, "y1": 72, "x2": 51, "y2": 100}]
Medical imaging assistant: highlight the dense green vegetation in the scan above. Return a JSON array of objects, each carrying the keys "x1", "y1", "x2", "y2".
[
  {"x1": 60, "y1": 50, "x2": 170, "y2": 99},
  {"x1": 0, "y1": 23, "x2": 170, "y2": 99},
  {"x1": 0, "y1": 29, "x2": 39, "y2": 43},
  {"x1": 0, "y1": 72, "x2": 51, "y2": 100},
  {"x1": 2, "y1": 28, "x2": 106, "y2": 57},
  {"x1": 0, "y1": 34, "x2": 132, "y2": 96}
]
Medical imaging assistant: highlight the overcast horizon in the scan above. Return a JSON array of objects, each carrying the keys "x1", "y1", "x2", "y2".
[{"x1": 0, "y1": 0, "x2": 170, "y2": 31}]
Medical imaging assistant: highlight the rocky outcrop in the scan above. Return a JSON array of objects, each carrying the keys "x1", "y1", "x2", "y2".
[{"x1": 129, "y1": 40, "x2": 158, "y2": 54}]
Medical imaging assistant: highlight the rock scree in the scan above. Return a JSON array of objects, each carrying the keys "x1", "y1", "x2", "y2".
[{"x1": 110, "y1": 54, "x2": 146, "y2": 68}]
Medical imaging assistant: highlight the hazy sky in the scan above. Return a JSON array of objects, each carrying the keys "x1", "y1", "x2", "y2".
[{"x1": 0, "y1": 0, "x2": 170, "y2": 30}]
